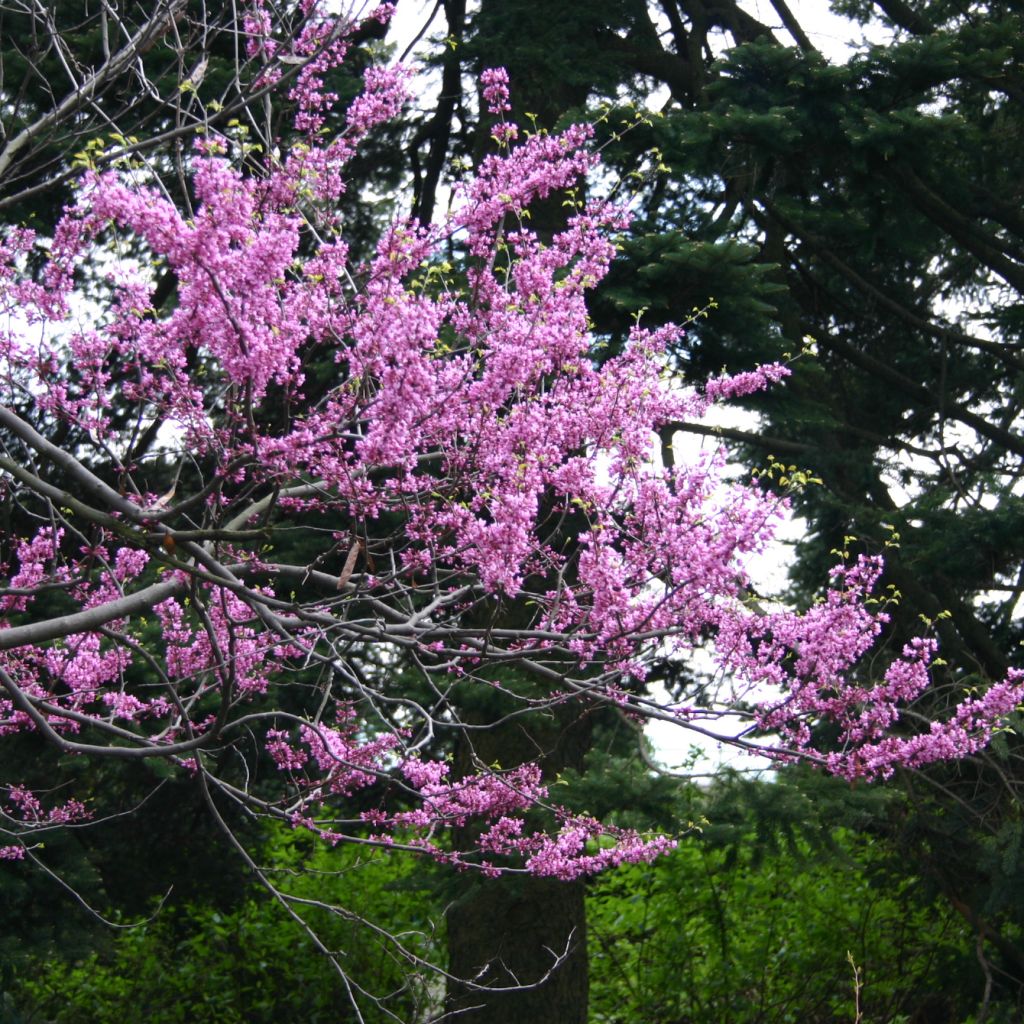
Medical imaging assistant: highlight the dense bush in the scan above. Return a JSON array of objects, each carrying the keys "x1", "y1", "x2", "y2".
[
  {"x1": 12, "y1": 834, "x2": 440, "y2": 1024},
  {"x1": 588, "y1": 825, "x2": 982, "y2": 1024}
]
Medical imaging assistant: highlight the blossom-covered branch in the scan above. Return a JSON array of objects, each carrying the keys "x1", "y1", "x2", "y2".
[{"x1": 0, "y1": 0, "x2": 1020, "y2": 929}]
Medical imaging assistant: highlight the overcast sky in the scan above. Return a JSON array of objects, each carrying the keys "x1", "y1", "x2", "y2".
[{"x1": 386, "y1": 0, "x2": 891, "y2": 66}]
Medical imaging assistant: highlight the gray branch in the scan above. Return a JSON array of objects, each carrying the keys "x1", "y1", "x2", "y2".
[{"x1": 0, "y1": 578, "x2": 186, "y2": 650}]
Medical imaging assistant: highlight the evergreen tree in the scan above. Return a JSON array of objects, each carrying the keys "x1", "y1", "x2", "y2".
[{"x1": 404, "y1": 0, "x2": 1024, "y2": 1012}]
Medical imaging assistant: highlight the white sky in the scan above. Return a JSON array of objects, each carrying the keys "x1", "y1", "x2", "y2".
[
  {"x1": 386, "y1": 0, "x2": 891, "y2": 69},
  {"x1": 743, "y1": 0, "x2": 890, "y2": 58}
]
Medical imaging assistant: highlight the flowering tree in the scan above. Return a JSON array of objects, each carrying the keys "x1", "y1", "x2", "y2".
[{"x1": 1, "y1": 1, "x2": 1022, "y2": 1014}]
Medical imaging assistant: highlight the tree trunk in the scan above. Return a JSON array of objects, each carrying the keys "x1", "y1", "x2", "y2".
[
  {"x1": 446, "y1": 874, "x2": 588, "y2": 1024},
  {"x1": 442, "y1": 6, "x2": 601, "y2": 1017},
  {"x1": 444, "y1": 694, "x2": 593, "y2": 1022}
]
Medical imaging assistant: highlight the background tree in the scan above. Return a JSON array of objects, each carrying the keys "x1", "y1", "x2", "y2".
[{"x1": 608, "y1": 3, "x2": 1024, "y2": 1002}]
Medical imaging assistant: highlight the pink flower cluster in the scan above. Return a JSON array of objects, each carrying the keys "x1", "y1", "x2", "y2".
[
  {"x1": 481, "y1": 67, "x2": 512, "y2": 115},
  {"x1": 356, "y1": 763, "x2": 673, "y2": 879},
  {"x1": 6, "y1": 786, "x2": 90, "y2": 826}
]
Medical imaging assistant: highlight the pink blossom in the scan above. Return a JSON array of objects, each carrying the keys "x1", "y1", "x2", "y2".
[{"x1": 481, "y1": 67, "x2": 512, "y2": 115}]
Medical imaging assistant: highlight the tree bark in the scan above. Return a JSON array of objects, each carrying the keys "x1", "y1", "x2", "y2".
[
  {"x1": 444, "y1": 696, "x2": 593, "y2": 1023},
  {"x1": 446, "y1": 874, "x2": 588, "y2": 1023}
]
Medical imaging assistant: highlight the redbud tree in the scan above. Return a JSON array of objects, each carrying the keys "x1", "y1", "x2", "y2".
[{"x1": 0, "y1": 0, "x2": 1020, "y2": 1000}]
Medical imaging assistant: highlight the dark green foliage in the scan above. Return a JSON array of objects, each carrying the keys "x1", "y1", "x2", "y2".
[
  {"x1": 0, "y1": 823, "x2": 105, "y2": 974},
  {"x1": 587, "y1": 819, "x2": 977, "y2": 1024},
  {"x1": 584, "y1": 769, "x2": 1024, "y2": 1023},
  {"x1": 9, "y1": 771, "x2": 1023, "y2": 1024},
  {"x1": 10, "y1": 830, "x2": 441, "y2": 1024}
]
